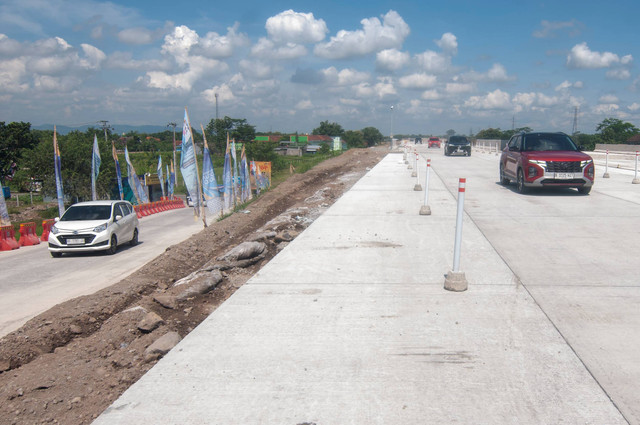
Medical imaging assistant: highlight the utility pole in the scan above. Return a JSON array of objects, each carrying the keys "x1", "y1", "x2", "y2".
[
  {"x1": 98, "y1": 120, "x2": 112, "y2": 143},
  {"x1": 572, "y1": 106, "x2": 579, "y2": 135},
  {"x1": 512, "y1": 115, "x2": 515, "y2": 131}
]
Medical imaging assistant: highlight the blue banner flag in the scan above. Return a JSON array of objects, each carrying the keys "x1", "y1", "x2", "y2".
[
  {"x1": 180, "y1": 108, "x2": 199, "y2": 215},
  {"x1": 222, "y1": 136, "x2": 233, "y2": 212},
  {"x1": 125, "y1": 146, "x2": 148, "y2": 204},
  {"x1": 202, "y1": 136, "x2": 223, "y2": 215},
  {"x1": 112, "y1": 142, "x2": 123, "y2": 200},
  {"x1": 53, "y1": 126, "x2": 65, "y2": 217},
  {"x1": 157, "y1": 155, "x2": 165, "y2": 198},
  {"x1": 91, "y1": 134, "x2": 101, "y2": 201},
  {"x1": 168, "y1": 160, "x2": 175, "y2": 199}
]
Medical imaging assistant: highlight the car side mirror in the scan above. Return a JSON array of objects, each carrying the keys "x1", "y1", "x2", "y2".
[
  {"x1": 54, "y1": 217, "x2": 60, "y2": 222},
  {"x1": 115, "y1": 215, "x2": 123, "y2": 221},
  {"x1": 577, "y1": 145, "x2": 584, "y2": 151}
]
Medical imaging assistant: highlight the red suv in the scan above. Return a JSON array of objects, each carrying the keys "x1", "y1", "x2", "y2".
[
  {"x1": 499, "y1": 132, "x2": 594, "y2": 194},
  {"x1": 428, "y1": 137, "x2": 441, "y2": 148}
]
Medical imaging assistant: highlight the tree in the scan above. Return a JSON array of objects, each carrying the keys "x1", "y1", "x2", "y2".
[
  {"x1": 596, "y1": 118, "x2": 639, "y2": 144},
  {"x1": 475, "y1": 128, "x2": 503, "y2": 139},
  {"x1": 0, "y1": 121, "x2": 39, "y2": 185},
  {"x1": 361, "y1": 127, "x2": 383, "y2": 147},
  {"x1": 312, "y1": 120, "x2": 344, "y2": 137},
  {"x1": 446, "y1": 129, "x2": 456, "y2": 137},
  {"x1": 343, "y1": 130, "x2": 365, "y2": 148},
  {"x1": 205, "y1": 116, "x2": 256, "y2": 153}
]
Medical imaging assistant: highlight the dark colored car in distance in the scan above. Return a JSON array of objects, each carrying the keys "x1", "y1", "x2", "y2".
[
  {"x1": 444, "y1": 136, "x2": 471, "y2": 156},
  {"x1": 499, "y1": 132, "x2": 594, "y2": 194},
  {"x1": 428, "y1": 137, "x2": 441, "y2": 148}
]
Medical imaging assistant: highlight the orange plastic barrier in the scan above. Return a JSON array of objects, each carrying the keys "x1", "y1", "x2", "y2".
[
  {"x1": 19, "y1": 222, "x2": 40, "y2": 246},
  {"x1": 133, "y1": 205, "x2": 142, "y2": 218},
  {"x1": 40, "y1": 219, "x2": 55, "y2": 242},
  {"x1": 1, "y1": 225, "x2": 20, "y2": 251}
]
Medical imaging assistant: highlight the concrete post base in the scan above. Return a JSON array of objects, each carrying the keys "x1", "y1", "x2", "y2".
[
  {"x1": 603, "y1": 173, "x2": 610, "y2": 178},
  {"x1": 407, "y1": 164, "x2": 412, "y2": 169},
  {"x1": 411, "y1": 171, "x2": 417, "y2": 177},
  {"x1": 444, "y1": 271, "x2": 468, "y2": 292},
  {"x1": 414, "y1": 184, "x2": 422, "y2": 191},
  {"x1": 633, "y1": 178, "x2": 640, "y2": 184},
  {"x1": 419, "y1": 205, "x2": 431, "y2": 215}
]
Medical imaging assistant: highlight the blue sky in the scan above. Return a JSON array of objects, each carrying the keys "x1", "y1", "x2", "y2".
[{"x1": 0, "y1": 0, "x2": 638, "y2": 136}]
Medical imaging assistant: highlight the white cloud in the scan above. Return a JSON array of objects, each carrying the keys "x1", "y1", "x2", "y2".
[
  {"x1": 421, "y1": 89, "x2": 440, "y2": 100},
  {"x1": 295, "y1": 99, "x2": 313, "y2": 109},
  {"x1": 0, "y1": 58, "x2": 28, "y2": 92},
  {"x1": 265, "y1": 10, "x2": 327, "y2": 44},
  {"x1": 593, "y1": 103, "x2": 619, "y2": 114},
  {"x1": 465, "y1": 89, "x2": 511, "y2": 110},
  {"x1": 415, "y1": 50, "x2": 449, "y2": 73},
  {"x1": 567, "y1": 42, "x2": 633, "y2": 69},
  {"x1": 398, "y1": 73, "x2": 437, "y2": 89},
  {"x1": 445, "y1": 82, "x2": 474, "y2": 94},
  {"x1": 321, "y1": 67, "x2": 369, "y2": 86},
  {"x1": 239, "y1": 59, "x2": 274, "y2": 80},
  {"x1": 118, "y1": 27, "x2": 154, "y2": 45},
  {"x1": 79, "y1": 43, "x2": 106, "y2": 69},
  {"x1": 314, "y1": 10, "x2": 410, "y2": 59},
  {"x1": 376, "y1": 48, "x2": 410, "y2": 71},
  {"x1": 555, "y1": 80, "x2": 583, "y2": 91},
  {"x1": 628, "y1": 103, "x2": 640, "y2": 112},
  {"x1": 199, "y1": 23, "x2": 249, "y2": 58},
  {"x1": 374, "y1": 77, "x2": 397, "y2": 98},
  {"x1": 435, "y1": 32, "x2": 457, "y2": 55},
  {"x1": 599, "y1": 94, "x2": 619, "y2": 103},
  {"x1": 606, "y1": 69, "x2": 631, "y2": 80},
  {"x1": 532, "y1": 20, "x2": 583, "y2": 38},
  {"x1": 340, "y1": 98, "x2": 361, "y2": 106},
  {"x1": 202, "y1": 83, "x2": 235, "y2": 103},
  {"x1": 464, "y1": 63, "x2": 513, "y2": 83},
  {"x1": 251, "y1": 38, "x2": 307, "y2": 59}
]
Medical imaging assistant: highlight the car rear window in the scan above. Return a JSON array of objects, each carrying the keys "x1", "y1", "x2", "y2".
[
  {"x1": 449, "y1": 136, "x2": 469, "y2": 144},
  {"x1": 61, "y1": 205, "x2": 112, "y2": 221}
]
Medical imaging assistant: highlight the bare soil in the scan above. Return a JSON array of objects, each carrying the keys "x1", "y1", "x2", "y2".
[{"x1": 0, "y1": 147, "x2": 386, "y2": 425}]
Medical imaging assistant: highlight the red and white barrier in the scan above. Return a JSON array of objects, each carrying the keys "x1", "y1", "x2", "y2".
[
  {"x1": 18, "y1": 222, "x2": 40, "y2": 246},
  {"x1": 0, "y1": 225, "x2": 19, "y2": 251}
]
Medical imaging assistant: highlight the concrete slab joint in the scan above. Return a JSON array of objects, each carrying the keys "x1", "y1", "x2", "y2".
[{"x1": 444, "y1": 270, "x2": 468, "y2": 292}]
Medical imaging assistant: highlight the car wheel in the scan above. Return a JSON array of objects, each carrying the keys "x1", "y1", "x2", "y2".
[
  {"x1": 129, "y1": 228, "x2": 138, "y2": 246},
  {"x1": 106, "y1": 235, "x2": 117, "y2": 255},
  {"x1": 467, "y1": 151, "x2": 471, "y2": 156},
  {"x1": 50, "y1": 251, "x2": 62, "y2": 258},
  {"x1": 517, "y1": 169, "x2": 529, "y2": 194},
  {"x1": 499, "y1": 164, "x2": 510, "y2": 185},
  {"x1": 578, "y1": 186, "x2": 592, "y2": 195}
]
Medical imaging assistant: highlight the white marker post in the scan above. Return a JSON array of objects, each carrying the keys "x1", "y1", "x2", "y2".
[
  {"x1": 411, "y1": 151, "x2": 417, "y2": 177},
  {"x1": 444, "y1": 178, "x2": 468, "y2": 292},
  {"x1": 633, "y1": 151, "x2": 640, "y2": 184},
  {"x1": 603, "y1": 150, "x2": 610, "y2": 178},
  {"x1": 420, "y1": 158, "x2": 431, "y2": 215},
  {"x1": 414, "y1": 152, "x2": 422, "y2": 191}
]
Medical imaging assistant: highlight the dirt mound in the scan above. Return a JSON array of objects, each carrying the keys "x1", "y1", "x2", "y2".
[{"x1": 0, "y1": 147, "x2": 386, "y2": 425}]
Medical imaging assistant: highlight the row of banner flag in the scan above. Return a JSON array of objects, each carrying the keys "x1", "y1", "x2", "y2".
[
  {"x1": 37, "y1": 109, "x2": 270, "y2": 222},
  {"x1": 180, "y1": 108, "x2": 270, "y2": 221}
]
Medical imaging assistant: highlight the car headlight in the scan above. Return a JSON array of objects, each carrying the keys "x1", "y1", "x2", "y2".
[
  {"x1": 93, "y1": 223, "x2": 108, "y2": 233},
  {"x1": 580, "y1": 160, "x2": 593, "y2": 168},
  {"x1": 51, "y1": 226, "x2": 59, "y2": 235},
  {"x1": 528, "y1": 159, "x2": 546, "y2": 166}
]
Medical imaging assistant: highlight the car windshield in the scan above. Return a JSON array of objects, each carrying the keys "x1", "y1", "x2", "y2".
[
  {"x1": 523, "y1": 134, "x2": 578, "y2": 152},
  {"x1": 449, "y1": 136, "x2": 468, "y2": 145},
  {"x1": 61, "y1": 205, "x2": 112, "y2": 221}
]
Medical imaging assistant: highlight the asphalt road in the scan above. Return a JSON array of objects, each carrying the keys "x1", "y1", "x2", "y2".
[
  {"x1": 0, "y1": 205, "x2": 209, "y2": 338},
  {"x1": 429, "y1": 145, "x2": 640, "y2": 424}
]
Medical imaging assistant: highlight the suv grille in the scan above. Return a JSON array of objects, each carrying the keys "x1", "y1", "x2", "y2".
[{"x1": 545, "y1": 161, "x2": 582, "y2": 173}]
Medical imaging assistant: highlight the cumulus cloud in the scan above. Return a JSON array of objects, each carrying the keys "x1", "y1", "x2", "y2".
[
  {"x1": 0, "y1": 58, "x2": 28, "y2": 92},
  {"x1": 567, "y1": 42, "x2": 633, "y2": 69},
  {"x1": 532, "y1": 20, "x2": 583, "y2": 38},
  {"x1": 464, "y1": 63, "x2": 513, "y2": 83},
  {"x1": 593, "y1": 103, "x2": 619, "y2": 114},
  {"x1": 398, "y1": 73, "x2": 437, "y2": 89},
  {"x1": 435, "y1": 32, "x2": 457, "y2": 55},
  {"x1": 415, "y1": 50, "x2": 449, "y2": 73},
  {"x1": 628, "y1": 102, "x2": 640, "y2": 112},
  {"x1": 445, "y1": 82, "x2": 474, "y2": 94},
  {"x1": 314, "y1": 10, "x2": 409, "y2": 59},
  {"x1": 376, "y1": 48, "x2": 410, "y2": 71},
  {"x1": 606, "y1": 69, "x2": 631, "y2": 80},
  {"x1": 251, "y1": 38, "x2": 307, "y2": 59},
  {"x1": 555, "y1": 80, "x2": 583, "y2": 91},
  {"x1": 599, "y1": 94, "x2": 619, "y2": 103},
  {"x1": 464, "y1": 89, "x2": 511, "y2": 109},
  {"x1": 266, "y1": 10, "x2": 327, "y2": 44},
  {"x1": 321, "y1": 67, "x2": 369, "y2": 86},
  {"x1": 512, "y1": 91, "x2": 560, "y2": 112},
  {"x1": 118, "y1": 27, "x2": 155, "y2": 45},
  {"x1": 421, "y1": 89, "x2": 440, "y2": 100},
  {"x1": 202, "y1": 83, "x2": 235, "y2": 103},
  {"x1": 198, "y1": 23, "x2": 249, "y2": 58}
]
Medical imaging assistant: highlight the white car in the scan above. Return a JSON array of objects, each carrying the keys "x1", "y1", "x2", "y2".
[{"x1": 48, "y1": 200, "x2": 139, "y2": 257}]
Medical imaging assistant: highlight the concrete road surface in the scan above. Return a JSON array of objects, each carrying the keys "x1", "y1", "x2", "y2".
[
  {"x1": 0, "y1": 205, "x2": 209, "y2": 338},
  {"x1": 95, "y1": 146, "x2": 638, "y2": 424}
]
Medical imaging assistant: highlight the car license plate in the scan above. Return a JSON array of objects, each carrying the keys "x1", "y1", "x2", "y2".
[
  {"x1": 555, "y1": 173, "x2": 574, "y2": 179},
  {"x1": 67, "y1": 238, "x2": 84, "y2": 245}
]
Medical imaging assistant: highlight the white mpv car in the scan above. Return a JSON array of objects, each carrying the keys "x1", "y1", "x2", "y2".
[{"x1": 48, "y1": 200, "x2": 139, "y2": 257}]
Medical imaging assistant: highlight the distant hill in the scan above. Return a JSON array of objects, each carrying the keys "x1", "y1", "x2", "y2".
[{"x1": 32, "y1": 124, "x2": 171, "y2": 135}]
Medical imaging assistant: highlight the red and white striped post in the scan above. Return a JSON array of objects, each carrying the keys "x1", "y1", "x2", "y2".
[
  {"x1": 420, "y1": 158, "x2": 431, "y2": 215},
  {"x1": 603, "y1": 149, "x2": 610, "y2": 178},
  {"x1": 633, "y1": 151, "x2": 640, "y2": 184},
  {"x1": 411, "y1": 151, "x2": 418, "y2": 177},
  {"x1": 444, "y1": 178, "x2": 468, "y2": 292}
]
